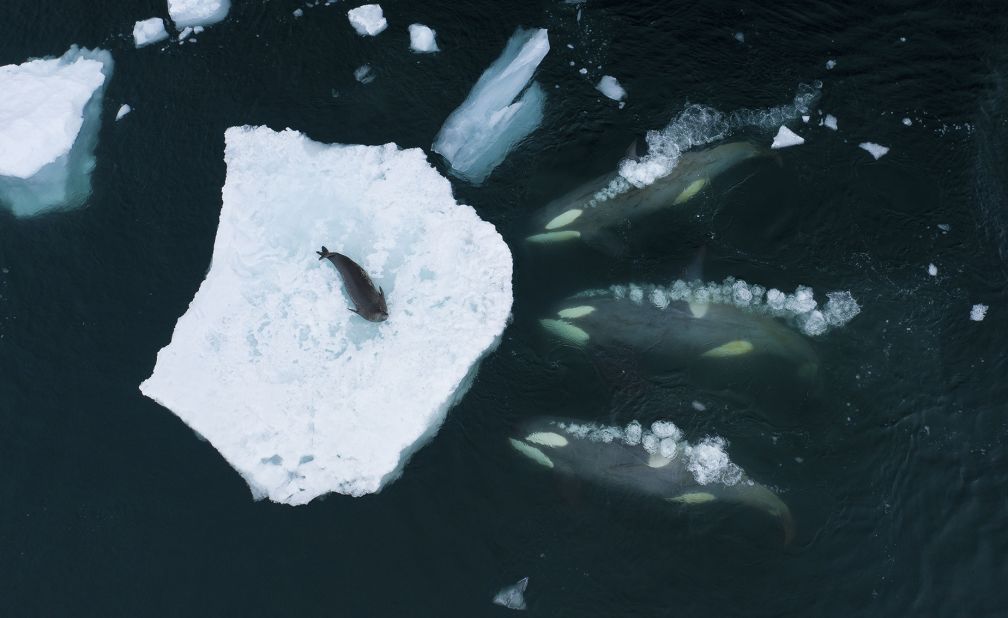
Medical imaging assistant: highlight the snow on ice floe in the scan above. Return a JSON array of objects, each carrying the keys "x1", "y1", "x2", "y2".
[
  {"x1": 859, "y1": 142, "x2": 890, "y2": 159},
  {"x1": 168, "y1": 0, "x2": 230, "y2": 28},
  {"x1": 432, "y1": 27, "x2": 549, "y2": 184},
  {"x1": 409, "y1": 24, "x2": 439, "y2": 53},
  {"x1": 347, "y1": 4, "x2": 388, "y2": 36},
  {"x1": 139, "y1": 126, "x2": 513, "y2": 505},
  {"x1": 970, "y1": 304, "x2": 988, "y2": 321},
  {"x1": 580, "y1": 277, "x2": 860, "y2": 336},
  {"x1": 596, "y1": 75, "x2": 626, "y2": 103},
  {"x1": 771, "y1": 125, "x2": 805, "y2": 149},
  {"x1": 493, "y1": 577, "x2": 529, "y2": 610},
  {"x1": 133, "y1": 18, "x2": 168, "y2": 47},
  {"x1": 115, "y1": 104, "x2": 132, "y2": 121},
  {"x1": 0, "y1": 46, "x2": 113, "y2": 217}
]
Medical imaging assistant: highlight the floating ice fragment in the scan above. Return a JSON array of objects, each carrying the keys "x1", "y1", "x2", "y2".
[
  {"x1": 133, "y1": 18, "x2": 169, "y2": 47},
  {"x1": 0, "y1": 46, "x2": 113, "y2": 217},
  {"x1": 178, "y1": 26, "x2": 194, "y2": 41},
  {"x1": 595, "y1": 75, "x2": 626, "y2": 103},
  {"x1": 167, "y1": 0, "x2": 231, "y2": 28},
  {"x1": 293, "y1": 8, "x2": 304, "y2": 17},
  {"x1": 347, "y1": 4, "x2": 388, "y2": 36},
  {"x1": 937, "y1": 223, "x2": 950, "y2": 232},
  {"x1": 902, "y1": 117, "x2": 912, "y2": 126},
  {"x1": 432, "y1": 28, "x2": 549, "y2": 184},
  {"x1": 927, "y1": 263, "x2": 937, "y2": 276},
  {"x1": 859, "y1": 142, "x2": 889, "y2": 159},
  {"x1": 408, "y1": 24, "x2": 439, "y2": 53},
  {"x1": 826, "y1": 59, "x2": 836, "y2": 69},
  {"x1": 138, "y1": 126, "x2": 513, "y2": 504},
  {"x1": 823, "y1": 114, "x2": 838, "y2": 130},
  {"x1": 578, "y1": 67, "x2": 587, "y2": 75},
  {"x1": 354, "y1": 64, "x2": 375, "y2": 84},
  {"x1": 771, "y1": 125, "x2": 805, "y2": 149},
  {"x1": 115, "y1": 104, "x2": 132, "y2": 121},
  {"x1": 493, "y1": 577, "x2": 528, "y2": 610},
  {"x1": 691, "y1": 400, "x2": 706, "y2": 412},
  {"x1": 970, "y1": 304, "x2": 988, "y2": 321},
  {"x1": 734, "y1": 32, "x2": 745, "y2": 43},
  {"x1": 802, "y1": 114, "x2": 810, "y2": 123}
]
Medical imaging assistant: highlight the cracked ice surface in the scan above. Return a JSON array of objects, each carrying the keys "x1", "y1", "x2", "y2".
[{"x1": 140, "y1": 126, "x2": 513, "y2": 504}]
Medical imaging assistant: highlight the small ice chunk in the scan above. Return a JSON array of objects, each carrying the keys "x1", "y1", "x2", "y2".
[
  {"x1": 0, "y1": 46, "x2": 113, "y2": 217},
  {"x1": 801, "y1": 114, "x2": 810, "y2": 123},
  {"x1": 578, "y1": 67, "x2": 587, "y2": 75},
  {"x1": 408, "y1": 24, "x2": 439, "y2": 53},
  {"x1": 771, "y1": 125, "x2": 804, "y2": 149},
  {"x1": 178, "y1": 26, "x2": 194, "y2": 41},
  {"x1": 902, "y1": 117, "x2": 912, "y2": 126},
  {"x1": 823, "y1": 114, "x2": 838, "y2": 130},
  {"x1": 859, "y1": 142, "x2": 889, "y2": 159},
  {"x1": 826, "y1": 59, "x2": 836, "y2": 69},
  {"x1": 927, "y1": 263, "x2": 937, "y2": 276},
  {"x1": 354, "y1": 64, "x2": 375, "y2": 84},
  {"x1": 493, "y1": 577, "x2": 528, "y2": 610},
  {"x1": 138, "y1": 126, "x2": 513, "y2": 504},
  {"x1": 133, "y1": 18, "x2": 169, "y2": 48},
  {"x1": 194, "y1": 26, "x2": 204, "y2": 33},
  {"x1": 347, "y1": 4, "x2": 388, "y2": 36},
  {"x1": 691, "y1": 400, "x2": 706, "y2": 412},
  {"x1": 167, "y1": 0, "x2": 231, "y2": 28},
  {"x1": 970, "y1": 304, "x2": 988, "y2": 321},
  {"x1": 595, "y1": 75, "x2": 626, "y2": 102},
  {"x1": 115, "y1": 104, "x2": 132, "y2": 121},
  {"x1": 734, "y1": 32, "x2": 745, "y2": 43},
  {"x1": 293, "y1": 8, "x2": 304, "y2": 17},
  {"x1": 937, "y1": 223, "x2": 950, "y2": 232},
  {"x1": 432, "y1": 28, "x2": 549, "y2": 184}
]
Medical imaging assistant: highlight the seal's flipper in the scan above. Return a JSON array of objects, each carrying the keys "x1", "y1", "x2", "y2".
[{"x1": 317, "y1": 245, "x2": 330, "y2": 260}]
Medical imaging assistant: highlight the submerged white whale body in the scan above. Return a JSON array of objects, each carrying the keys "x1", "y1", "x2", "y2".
[
  {"x1": 140, "y1": 126, "x2": 513, "y2": 505},
  {"x1": 432, "y1": 27, "x2": 549, "y2": 184},
  {"x1": 527, "y1": 141, "x2": 767, "y2": 253},
  {"x1": 0, "y1": 46, "x2": 113, "y2": 217},
  {"x1": 510, "y1": 417, "x2": 794, "y2": 542}
]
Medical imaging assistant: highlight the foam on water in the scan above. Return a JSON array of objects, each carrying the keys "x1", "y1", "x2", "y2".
[
  {"x1": 592, "y1": 83, "x2": 820, "y2": 201},
  {"x1": 139, "y1": 126, "x2": 513, "y2": 505},
  {"x1": 432, "y1": 28, "x2": 549, "y2": 184},
  {"x1": 581, "y1": 277, "x2": 859, "y2": 336},
  {"x1": 0, "y1": 46, "x2": 113, "y2": 217},
  {"x1": 555, "y1": 420, "x2": 744, "y2": 487}
]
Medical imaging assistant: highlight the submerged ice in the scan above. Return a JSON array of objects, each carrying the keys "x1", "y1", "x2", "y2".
[
  {"x1": 432, "y1": 27, "x2": 549, "y2": 184},
  {"x1": 139, "y1": 126, "x2": 513, "y2": 505},
  {"x1": 0, "y1": 46, "x2": 113, "y2": 217}
]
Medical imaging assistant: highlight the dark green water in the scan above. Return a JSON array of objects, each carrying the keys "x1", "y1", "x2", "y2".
[{"x1": 1, "y1": 1, "x2": 1006, "y2": 615}]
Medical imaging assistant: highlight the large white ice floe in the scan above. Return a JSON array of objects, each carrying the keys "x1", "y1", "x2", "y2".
[
  {"x1": 140, "y1": 126, "x2": 513, "y2": 505},
  {"x1": 408, "y1": 23, "x2": 439, "y2": 53},
  {"x1": 167, "y1": 0, "x2": 231, "y2": 28},
  {"x1": 432, "y1": 27, "x2": 550, "y2": 184},
  {"x1": 0, "y1": 46, "x2": 113, "y2": 217},
  {"x1": 592, "y1": 82, "x2": 820, "y2": 202},
  {"x1": 578, "y1": 277, "x2": 860, "y2": 336},
  {"x1": 133, "y1": 18, "x2": 169, "y2": 48},
  {"x1": 347, "y1": 4, "x2": 388, "y2": 36}
]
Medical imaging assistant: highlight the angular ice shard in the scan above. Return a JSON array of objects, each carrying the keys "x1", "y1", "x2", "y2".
[
  {"x1": 139, "y1": 126, "x2": 513, "y2": 505},
  {"x1": 432, "y1": 27, "x2": 550, "y2": 184},
  {"x1": 771, "y1": 125, "x2": 805, "y2": 149},
  {"x1": 493, "y1": 577, "x2": 528, "y2": 610},
  {"x1": 0, "y1": 46, "x2": 113, "y2": 217},
  {"x1": 408, "y1": 23, "x2": 439, "y2": 53},
  {"x1": 133, "y1": 18, "x2": 168, "y2": 48},
  {"x1": 859, "y1": 142, "x2": 889, "y2": 159},
  {"x1": 595, "y1": 75, "x2": 626, "y2": 103},
  {"x1": 822, "y1": 114, "x2": 838, "y2": 130},
  {"x1": 167, "y1": 0, "x2": 231, "y2": 28},
  {"x1": 116, "y1": 104, "x2": 132, "y2": 121},
  {"x1": 347, "y1": 4, "x2": 388, "y2": 36}
]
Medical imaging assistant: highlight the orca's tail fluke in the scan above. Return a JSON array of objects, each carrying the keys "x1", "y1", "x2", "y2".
[{"x1": 317, "y1": 246, "x2": 330, "y2": 260}]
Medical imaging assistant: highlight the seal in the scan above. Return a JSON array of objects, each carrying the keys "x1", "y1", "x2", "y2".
[{"x1": 316, "y1": 246, "x2": 389, "y2": 322}]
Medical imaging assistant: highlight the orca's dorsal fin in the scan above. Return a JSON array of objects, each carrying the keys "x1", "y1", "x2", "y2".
[{"x1": 625, "y1": 139, "x2": 640, "y2": 161}]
